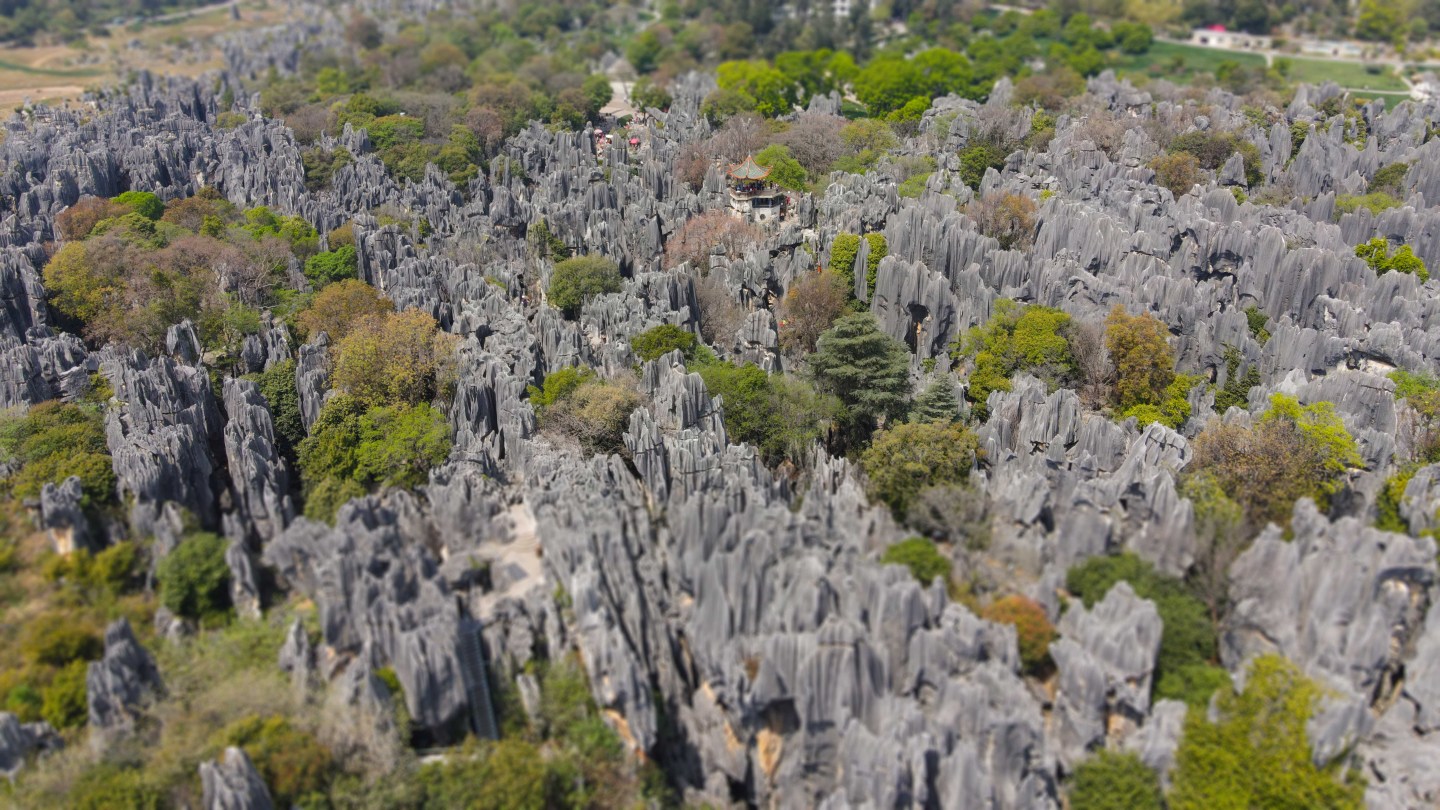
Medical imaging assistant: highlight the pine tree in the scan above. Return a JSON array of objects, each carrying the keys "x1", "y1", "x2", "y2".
[
  {"x1": 809, "y1": 312, "x2": 910, "y2": 440},
  {"x1": 910, "y1": 377, "x2": 959, "y2": 423}
]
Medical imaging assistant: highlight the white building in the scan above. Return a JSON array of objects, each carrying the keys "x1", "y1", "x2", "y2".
[{"x1": 1189, "y1": 27, "x2": 1273, "y2": 50}]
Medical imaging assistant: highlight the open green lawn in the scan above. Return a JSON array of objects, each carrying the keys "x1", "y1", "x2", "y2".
[
  {"x1": 1280, "y1": 56, "x2": 1407, "y2": 92},
  {"x1": 1113, "y1": 41, "x2": 1266, "y2": 83}
]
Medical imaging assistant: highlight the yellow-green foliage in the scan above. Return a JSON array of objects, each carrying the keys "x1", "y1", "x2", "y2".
[
  {"x1": 880, "y1": 537, "x2": 952, "y2": 587},
  {"x1": 862, "y1": 421, "x2": 979, "y2": 518},
  {"x1": 829, "y1": 233, "x2": 862, "y2": 294},
  {"x1": 1168, "y1": 655, "x2": 1364, "y2": 809},
  {"x1": 954, "y1": 300, "x2": 1074, "y2": 419},
  {"x1": 1106, "y1": 305, "x2": 1175, "y2": 412},
  {"x1": 217, "y1": 715, "x2": 334, "y2": 807},
  {"x1": 1355, "y1": 237, "x2": 1429, "y2": 282},
  {"x1": 0, "y1": 400, "x2": 114, "y2": 509},
  {"x1": 1069, "y1": 750, "x2": 1163, "y2": 810}
]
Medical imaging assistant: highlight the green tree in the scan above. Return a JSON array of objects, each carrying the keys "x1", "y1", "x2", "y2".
[
  {"x1": 1356, "y1": 0, "x2": 1407, "y2": 44},
  {"x1": 1070, "y1": 751, "x2": 1163, "y2": 810},
  {"x1": 112, "y1": 190, "x2": 164, "y2": 221},
  {"x1": 959, "y1": 141, "x2": 1008, "y2": 189},
  {"x1": 548, "y1": 254, "x2": 623, "y2": 318},
  {"x1": 881, "y1": 536, "x2": 952, "y2": 587},
  {"x1": 982, "y1": 595, "x2": 1056, "y2": 676},
  {"x1": 697, "y1": 361, "x2": 837, "y2": 465},
  {"x1": 863, "y1": 233, "x2": 888, "y2": 299},
  {"x1": 1106, "y1": 305, "x2": 1175, "y2": 411},
  {"x1": 954, "y1": 301, "x2": 1074, "y2": 420},
  {"x1": 910, "y1": 377, "x2": 959, "y2": 423},
  {"x1": 829, "y1": 233, "x2": 862, "y2": 294},
  {"x1": 809, "y1": 313, "x2": 911, "y2": 439},
  {"x1": 156, "y1": 532, "x2": 231, "y2": 622},
  {"x1": 630, "y1": 323, "x2": 707, "y2": 363},
  {"x1": 251, "y1": 359, "x2": 305, "y2": 457},
  {"x1": 862, "y1": 421, "x2": 979, "y2": 518},
  {"x1": 754, "y1": 144, "x2": 808, "y2": 191},
  {"x1": 853, "y1": 56, "x2": 924, "y2": 116},
  {"x1": 716, "y1": 60, "x2": 796, "y2": 118},
  {"x1": 353, "y1": 403, "x2": 452, "y2": 489},
  {"x1": 1169, "y1": 655, "x2": 1365, "y2": 809},
  {"x1": 330, "y1": 309, "x2": 458, "y2": 408},
  {"x1": 302, "y1": 245, "x2": 358, "y2": 287}
]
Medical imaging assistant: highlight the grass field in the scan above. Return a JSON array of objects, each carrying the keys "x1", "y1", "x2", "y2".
[
  {"x1": 1113, "y1": 41, "x2": 1267, "y2": 84},
  {"x1": 1280, "y1": 56, "x2": 1407, "y2": 92},
  {"x1": 0, "y1": 0, "x2": 295, "y2": 107}
]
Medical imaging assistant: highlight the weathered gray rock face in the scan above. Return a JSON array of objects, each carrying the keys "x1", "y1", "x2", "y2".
[
  {"x1": 221, "y1": 378, "x2": 293, "y2": 544},
  {"x1": 38, "y1": 476, "x2": 90, "y2": 554},
  {"x1": 199, "y1": 746, "x2": 274, "y2": 810},
  {"x1": 5, "y1": 41, "x2": 1440, "y2": 805},
  {"x1": 1225, "y1": 500, "x2": 1436, "y2": 764},
  {"x1": 263, "y1": 488, "x2": 497, "y2": 743},
  {"x1": 87, "y1": 619, "x2": 164, "y2": 750},
  {"x1": 99, "y1": 349, "x2": 222, "y2": 548},
  {"x1": 1049, "y1": 582, "x2": 1164, "y2": 768},
  {"x1": 0, "y1": 712, "x2": 60, "y2": 782}
]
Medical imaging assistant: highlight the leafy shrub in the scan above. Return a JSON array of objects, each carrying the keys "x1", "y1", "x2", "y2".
[
  {"x1": 954, "y1": 300, "x2": 1074, "y2": 420},
  {"x1": 1121, "y1": 373, "x2": 1200, "y2": 430},
  {"x1": 65, "y1": 763, "x2": 162, "y2": 810},
  {"x1": 982, "y1": 595, "x2": 1056, "y2": 676},
  {"x1": 1370, "y1": 161, "x2": 1410, "y2": 196},
  {"x1": 1150, "y1": 152, "x2": 1200, "y2": 197},
  {"x1": 1355, "y1": 237, "x2": 1429, "y2": 282},
  {"x1": 1335, "y1": 192, "x2": 1403, "y2": 216},
  {"x1": 330, "y1": 309, "x2": 458, "y2": 408},
  {"x1": 696, "y1": 361, "x2": 838, "y2": 466},
  {"x1": 302, "y1": 244, "x2": 358, "y2": 287},
  {"x1": 1069, "y1": 750, "x2": 1163, "y2": 810},
  {"x1": 303, "y1": 477, "x2": 367, "y2": 524},
  {"x1": 1169, "y1": 655, "x2": 1365, "y2": 809},
  {"x1": 1065, "y1": 553, "x2": 1222, "y2": 707},
  {"x1": 250, "y1": 359, "x2": 305, "y2": 456},
  {"x1": 1191, "y1": 394, "x2": 1361, "y2": 534},
  {"x1": 21, "y1": 612, "x2": 102, "y2": 666},
  {"x1": 57, "y1": 196, "x2": 126, "y2": 240},
  {"x1": 156, "y1": 532, "x2": 232, "y2": 622},
  {"x1": 41, "y1": 659, "x2": 89, "y2": 729},
  {"x1": 959, "y1": 141, "x2": 1008, "y2": 189},
  {"x1": 862, "y1": 421, "x2": 979, "y2": 518},
  {"x1": 1376, "y1": 463, "x2": 1419, "y2": 533},
  {"x1": 534, "y1": 375, "x2": 642, "y2": 458},
  {"x1": 112, "y1": 190, "x2": 165, "y2": 221},
  {"x1": 548, "y1": 254, "x2": 622, "y2": 318},
  {"x1": 529, "y1": 367, "x2": 595, "y2": 411},
  {"x1": 863, "y1": 233, "x2": 888, "y2": 299},
  {"x1": 630, "y1": 323, "x2": 706, "y2": 363},
  {"x1": 880, "y1": 537, "x2": 952, "y2": 587},
  {"x1": 219, "y1": 715, "x2": 334, "y2": 808},
  {"x1": 967, "y1": 191, "x2": 1038, "y2": 250},
  {"x1": 1213, "y1": 346, "x2": 1260, "y2": 413},
  {"x1": 0, "y1": 400, "x2": 114, "y2": 508},
  {"x1": 295, "y1": 278, "x2": 394, "y2": 341},
  {"x1": 1167, "y1": 130, "x2": 1261, "y2": 186},
  {"x1": 828, "y1": 233, "x2": 861, "y2": 294}
]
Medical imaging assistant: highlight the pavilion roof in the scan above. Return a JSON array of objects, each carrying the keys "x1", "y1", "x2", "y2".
[{"x1": 728, "y1": 155, "x2": 771, "y2": 181}]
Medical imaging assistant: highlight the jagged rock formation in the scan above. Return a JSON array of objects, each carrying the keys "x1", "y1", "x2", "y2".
[
  {"x1": 86, "y1": 619, "x2": 164, "y2": 751},
  {"x1": 0, "y1": 34, "x2": 1439, "y2": 805},
  {"x1": 199, "y1": 746, "x2": 275, "y2": 810},
  {"x1": 0, "y1": 713, "x2": 60, "y2": 783}
]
